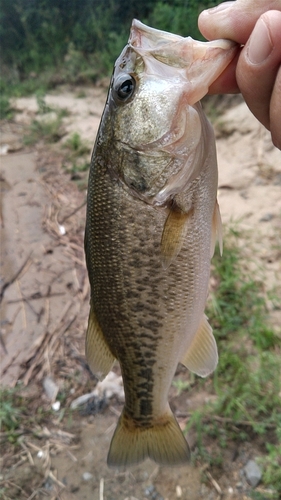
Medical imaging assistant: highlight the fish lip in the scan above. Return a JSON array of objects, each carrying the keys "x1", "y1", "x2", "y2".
[{"x1": 130, "y1": 18, "x2": 238, "y2": 51}]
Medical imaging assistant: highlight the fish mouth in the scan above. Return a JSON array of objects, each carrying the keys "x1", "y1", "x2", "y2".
[{"x1": 128, "y1": 19, "x2": 239, "y2": 105}]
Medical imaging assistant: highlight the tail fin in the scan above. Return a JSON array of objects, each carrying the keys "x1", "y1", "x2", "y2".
[{"x1": 107, "y1": 409, "x2": 190, "y2": 468}]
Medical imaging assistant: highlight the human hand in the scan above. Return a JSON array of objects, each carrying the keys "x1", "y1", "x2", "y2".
[{"x1": 198, "y1": 0, "x2": 281, "y2": 149}]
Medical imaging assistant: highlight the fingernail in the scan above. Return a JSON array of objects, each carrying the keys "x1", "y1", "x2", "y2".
[
  {"x1": 204, "y1": 1, "x2": 234, "y2": 14},
  {"x1": 248, "y1": 18, "x2": 273, "y2": 64}
]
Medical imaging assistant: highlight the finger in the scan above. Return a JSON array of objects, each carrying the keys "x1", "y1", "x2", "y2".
[
  {"x1": 198, "y1": 0, "x2": 281, "y2": 43},
  {"x1": 270, "y1": 66, "x2": 281, "y2": 149},
  {"x1": 236, "y1": 10, "x2": 281, "y2": 143},
  {"x1": 208, "y1": 50, "x2": 241, "y2": 94}
]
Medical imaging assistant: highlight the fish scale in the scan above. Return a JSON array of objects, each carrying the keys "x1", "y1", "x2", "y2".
[{"x1": 84, "y1": 20, "x2": 238, "y2": 467}]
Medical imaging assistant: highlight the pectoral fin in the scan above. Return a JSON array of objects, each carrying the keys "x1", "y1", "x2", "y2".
[
  {"x1": 161, "y1": 209, "x2": 192, "y2": 269},
  {"x1": 180, "y1": 315, "x2": 218, "y2": 377},
  {"x1": 85, "y1": 304, "x2": 115, "y2": 380},
  {"x1": 210, "y1": 199, "x2": 223, "y2": 258}
]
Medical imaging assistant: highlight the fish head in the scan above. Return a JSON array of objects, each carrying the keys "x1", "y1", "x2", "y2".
[{"x1": 106, "y1": 20, "x2": 238, "y2": 204}]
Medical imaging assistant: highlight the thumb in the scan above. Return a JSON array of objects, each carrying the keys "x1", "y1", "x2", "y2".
[
  {"x1": 198, "y1": 0, "x2": 281, "y2": 44},
  {"x1": 236, "y1": 10, "x2": 281, "y2": 148}
]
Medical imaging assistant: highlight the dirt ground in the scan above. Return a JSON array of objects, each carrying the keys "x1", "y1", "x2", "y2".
[{"x1": 0, "y1": 85, "x2": 280, "y2": 500}]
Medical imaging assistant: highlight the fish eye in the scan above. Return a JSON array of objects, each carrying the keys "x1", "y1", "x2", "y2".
[{"x1": 114, "y1": 75, "x2": 136, "y2": 101}]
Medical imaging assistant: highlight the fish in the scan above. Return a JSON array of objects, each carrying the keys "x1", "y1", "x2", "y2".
[{"x1": 84, "y1": 19, "x2": 238, "y2": 468}]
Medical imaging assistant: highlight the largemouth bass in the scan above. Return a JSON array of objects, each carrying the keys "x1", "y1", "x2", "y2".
[{"x1": 85, "y1": 20, "x2": 238, "y2": 468}]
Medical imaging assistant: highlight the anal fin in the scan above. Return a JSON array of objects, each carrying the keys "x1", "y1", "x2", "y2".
[
  {"x1": 85, "y1": 303, "x2": 115, "y2": 380},
  {"x1": 210, "y1": 199, "x2": 223, "y2": 257},
  {"x1": 180, "y1": 315, "x2": 218, "y2": 377},
  {"x1": 161, "y1": 208, "x2": 192, "y2": 269}
]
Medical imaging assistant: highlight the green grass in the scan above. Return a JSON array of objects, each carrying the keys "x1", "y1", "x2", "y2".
[
  {"x1": 184, "y1": 227, "x2": 281, "y2": 494},
  {"x1": 62, "y1": 132, "x2": 91, "y2": 181},
  {"x1": 64, "y1": 132, "x2": 90, "y2": 157},
  {"x1": 0, "y1": 386, "x2": 71, "y2": 446},
  {"x1": 23, "y1": 116, "x2": 64, "y2": 145},
  {"x1": 0, "y1": 388, "x2": 22, "y2": 436},
  {"x1": 257, "y1": 443, "x2": 281, "y2": 490},
  {"x1": 0, "y1": 94, "x2": 13, "y2": 120},
  {"x1": 23, "y1": 95, "x2": 69, "y2": 145}
]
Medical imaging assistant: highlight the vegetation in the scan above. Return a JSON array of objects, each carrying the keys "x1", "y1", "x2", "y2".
[
  {"x1": 0, "y1": 0, "x2": 217, "y2": 102},
  {"x1": 0, "y1": 387, "x2": 52, "y2": 444},
  {"x1": 0, "y1": 388, "x2": 22, "y2": 440},
  {"x1": 184, "y1": 228, "x2": 281, "y2": 496},
  {"x1": 23, "y1": 94, "x2": 68, "y2": 144},
  {"x1": 63, "y1": 132, "x2": 91, "y2": 187}
]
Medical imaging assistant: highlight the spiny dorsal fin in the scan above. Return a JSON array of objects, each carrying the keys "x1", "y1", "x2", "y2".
[
  {"x1": 107, "y1": 407, "x2": 190, "y2": 468},
  {"x1": 210, "y1": 199, "x2": 223, "y2": 258},
  {"x1": 85, "y1": 303, "x2": 115, "y2": 380},
  {"x1": 161, "y1": 208, "x2": 192, "y2": 269},
  {"x1": 180, "y1": 314, "x2": 218, "y2": 378}
]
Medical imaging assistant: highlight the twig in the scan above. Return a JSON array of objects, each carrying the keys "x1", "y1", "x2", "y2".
[
  {"x1": 206, "y1": 471, "x2": 222, "y2": 496},
  {"x1": 48, "y1": 470, "x2": 65, "y2": 489},
  {"x1": 99, "y1": 478, "x2": 104, "y2": 500},
  {"x1": 0, "y1": 254, "x2": 32, "y2": 304},
  {"x1": 7, "y1": 292, "x2": 64, "y2": 304},
  {"x1": 16, "y1": 280, "x2": 27, "y2": 330},
  {"x1": 27, "y1": 490, "x2": 40, "y2": 500},
  {"x1": 59, "y1": 200, "x2": 86, "y2": 224},
  {"x1": 1, "y1": 480, "x2": 29, "y2": 498},
  {"x1": 22, "y1": 301, "x2": 76, "y2": 384},
  {"x1": 66, "y1": 449, "x2": 78, "y2": 462},
  {"x1": 0, "y1": 331, "x2": 8, "y2": 354},
  {"x1": 25, "y1": 440, "x2": 42, "y2": 452},
  {"x1": 109, "y1": 405, "x2": 121, "y2": 417},
  {"x1": 19, "y1": 440, "x2": 34, "y2": 466},
  {"x1": 175, "y1": 411, "x2": 277, "y2": 430}
]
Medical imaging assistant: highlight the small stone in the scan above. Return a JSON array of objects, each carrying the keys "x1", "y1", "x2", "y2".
[
  {"x1": 43, "y1": 477, "x2": 54, "y2": 491},
  {"x1": 43, "y1": 376, "x2": 59, "y2": 401},
  {"x1": 144, "y1": 485, "x2": 155, "y2": 496},
  {"x1": 176, "y1": 485, "x2": 182, "y2": 497},
  {"x1": 82, "y1": 472, "x2": 93, "y2": 481},
  {"x1": 244, "y1": 460, "x2": 262, "y2": 487},
  {"x1": 259, "y1": 213, "x2": 274, "y2": 222},
  {"x1": 51, "y1": 401, "x2": 61, "y2": 411}
]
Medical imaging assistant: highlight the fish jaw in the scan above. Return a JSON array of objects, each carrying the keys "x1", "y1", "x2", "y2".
[{"x1": 129, "y1": 19, "x2": 239, "y2": 104}]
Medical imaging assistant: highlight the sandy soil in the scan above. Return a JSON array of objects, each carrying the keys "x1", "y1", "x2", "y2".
[{"x1": 0, "y1": 85, "x2": 280, "y2": 500}]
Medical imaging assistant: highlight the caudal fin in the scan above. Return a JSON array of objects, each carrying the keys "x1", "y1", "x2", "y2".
[{"x1": 107, "y1": 409, "x2": 190, "y2": 468}]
